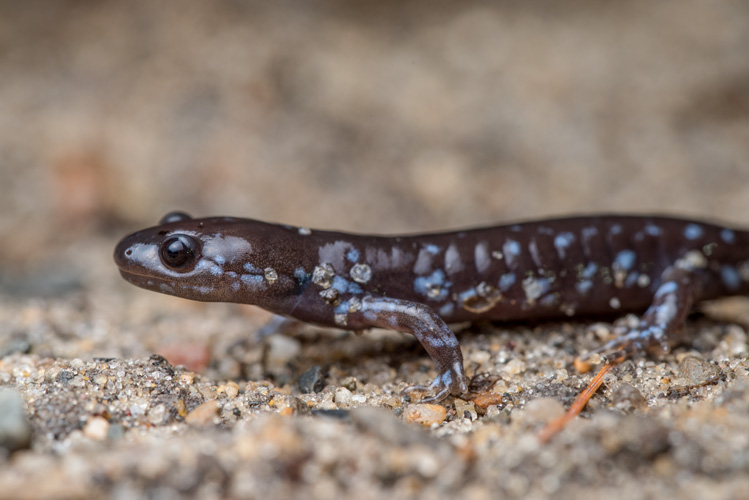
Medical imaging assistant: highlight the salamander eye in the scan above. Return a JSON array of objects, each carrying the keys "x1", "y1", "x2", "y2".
[
  {"x1": 159, "y1": 235, "x2": 201, "y2": 271},
  {"x1": 159, "y1": 211, "x2": 193, "y2": 224}
]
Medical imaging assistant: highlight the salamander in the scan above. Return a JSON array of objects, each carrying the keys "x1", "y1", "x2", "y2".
[{"x1": 114, "y1": 212, "x2": 749, "y2": 401}]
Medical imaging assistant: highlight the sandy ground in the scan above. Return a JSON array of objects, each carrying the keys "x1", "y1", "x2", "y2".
[{"x1": 1, "y1": 1, "x2": 749, "y2": 498}]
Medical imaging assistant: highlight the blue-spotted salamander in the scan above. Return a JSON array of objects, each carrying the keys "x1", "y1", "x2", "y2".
[{"x1": 114, "y1": 212, "x2": 749, "y2": 401}]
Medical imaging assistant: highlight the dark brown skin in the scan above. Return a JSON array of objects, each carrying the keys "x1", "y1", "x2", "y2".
[{"x1": 114, "y1": 212, "x2": 749, "y2": 401}]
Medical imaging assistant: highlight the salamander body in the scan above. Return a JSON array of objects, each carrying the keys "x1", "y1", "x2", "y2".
[{"x1": 114, "y1": 212, "x2": 749, "y2": 400}]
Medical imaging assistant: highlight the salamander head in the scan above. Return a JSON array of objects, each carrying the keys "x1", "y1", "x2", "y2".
[{"x1": 114, "y1": 211, "x2": 287, "y2": 303}]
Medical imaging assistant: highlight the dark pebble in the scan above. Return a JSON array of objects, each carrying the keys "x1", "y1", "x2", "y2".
[
  {"x1": 0, "y1": 389, "x2": 32, "y2": 453},
  {"x1": 297, "y1": 366, "x2": 325, "y2": 394}
]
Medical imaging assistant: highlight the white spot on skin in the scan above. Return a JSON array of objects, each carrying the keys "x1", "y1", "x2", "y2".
[
  {"x1": 637, "y1": 274, "x2": 651, "y2": 287},
  {"x1": 474, "y1": 242, "x2": 491, "y2": 273},
  {"x1": 413, "y1": 244, "x2": 441, "y2": 275},
  {"x1": 298, "y1": 227, "x2": 311, "y2": 236},
  {"x1": 319, "y1": 241, "x2": 354, "y2": 271},
  {"x1": 445, "y1": 244, "x2": 464, "y2": 274},
  {"x1": 503, "y1": 240, "x2": 521, "y2": 267},
  {"x1": 553, "y1": 232, "x2": 575, "y2": 260},
  {"x1": 610, "y1": 224, "x2": 622, "y2": 235},
  {"x1": 609, "y1": 297, "x2": 621, "y2": 309},
  {"x1": 684, "y1": 224, "x2": 704, "y2": 240},
  {"x1": 654, "y1": 295, "x2": 677, "y2": 325},
  {"x1": 202, "y1": 235, "x2": 252, "y2": 265},
  {"x1": 366, "y1": 247, "x2": 406, "y2": 271},
  {"x1": 522, "y1": 277, "x2": 551, "y2": 304},
  {"x1": 492, "y1": 250, "x2": 503, "y2": 260},
  {"x1": 389, "y1": 247, "x2": 413, "y2": 269},
  {"x1": 676, "y1": 251, "x2": 707, "y2": 270}
]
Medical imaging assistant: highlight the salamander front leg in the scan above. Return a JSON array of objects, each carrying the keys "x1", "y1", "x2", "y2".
[
  {"x1": 580, "y1": 267, "x2": 697, "y2": 366},
  {"x1": 348, "y1": 296, "x2": 468, "y2": 402}
]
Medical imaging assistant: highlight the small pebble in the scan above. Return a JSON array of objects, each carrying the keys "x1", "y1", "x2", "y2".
[
  {"x1": 0, "y1": 389, "x2": 32, "y2": 452},
  {"x1": 517, "y1": 397, "x2": 564, "y2": 425},
  {"x1": 220, "y1": 381, "x2": 240, "y2": 399},
  {"x1": 472, "y1": 392, "x2": 505, "y2": 410},
  {"x1": 265, "y1": 335, "x2": 302, "y2": 376},
  {"x1": 403, "y1": 404, "x2": 447, "y2": 427},
  {"x1": 679, "y1": 355, "x2": 721, "y2": 387},
  {"x1": 454, "y1": 399, "x2": 478, "y2": 420},
  {"x1": 503, "y1": 358, "x2": 526, "y2": 376},
  {"x1": 334, "y1": 387, "x2": 353, "y2": 407},
  {"x1": 185, "y1": 401, "x2": 220, "y2": 426},
  {"x1": 157, "y1": 340, "x2": 212, "y2": 373},
  {"x1": 147, "y1": 404, "x2": 167, "y2": 425},
  {"x1": 612, "y1": 383, "x2": 647, "y2": 412},
  {"x1": 83, "y1": 417, "x2": 110, "y2": 440},
  {"x1": 298, "y1": 366, "x2": 325, "y2": 394}
]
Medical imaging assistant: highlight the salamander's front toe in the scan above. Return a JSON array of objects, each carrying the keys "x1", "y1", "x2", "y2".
[{"x1": 402, "y1": 367, "x2": 467, "y2": 403}]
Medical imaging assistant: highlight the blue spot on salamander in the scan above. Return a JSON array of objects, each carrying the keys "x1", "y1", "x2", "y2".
[
  {"x1": 614, "y1": 250, "x2": 636, "y2": 271},
  {"x1": 425, "y1": 244, "x2": 440, "y2": 255},
  {"x1": 581, "y1": 262, "x2": 597, "y2": 279},
  {"x1": 503, "y1": 240, "x2": 521, "y2": 266},
  {"x1": 346, "y1": 249, "x2": 360, "y2": 263},
  {"x1": 332, "y1": 276, "x2": 362, "y2": 295},
  {"x1": 244, "y1": 262, "x2": 261, "y2": 273},
  {"x1": 553, "y1": 232, "x2": 575, "y2": 259},
  {"x1": 721, "y1": 229, "x2": 736, "y2": 244},
  {"x1": 414, "y1": 269, "x2": 451, "y2": 300},
  {"x1": 576, "y1": 280, "x2": 593, "y2": 295},
  {"x1": 499, "y1": 273, "x2": 516, "y2": 291},
  {"x1": 684, "y1": 224, "x2": 704, "y2": 240},
  {"x1": 721, "y1": 266, "x2": 741, "y2": 290}
]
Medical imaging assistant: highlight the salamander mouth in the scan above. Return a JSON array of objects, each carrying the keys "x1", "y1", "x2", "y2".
[{"x1": 118, "y1": 269, "x2": 171, "y2": 290}]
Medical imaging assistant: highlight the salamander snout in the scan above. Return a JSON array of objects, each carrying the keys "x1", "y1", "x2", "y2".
[{"x1": 114, "y1": 230, "x2": 203, "y2": 275}]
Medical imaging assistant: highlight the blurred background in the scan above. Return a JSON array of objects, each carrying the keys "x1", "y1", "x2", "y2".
[{"x1": 1, "y1": 0, "x2": 748, "y2": 296}]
